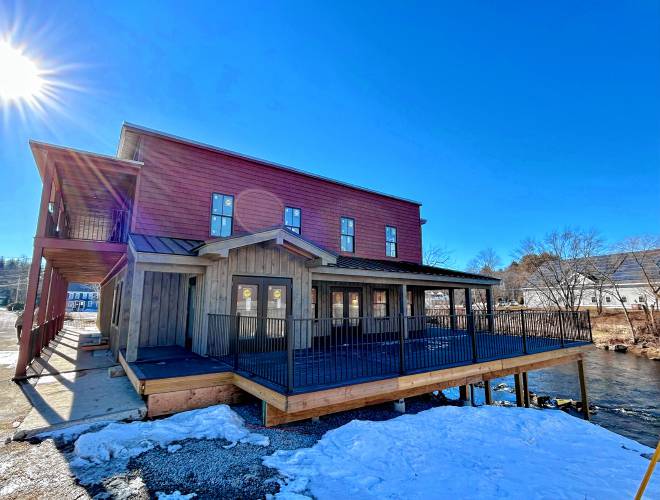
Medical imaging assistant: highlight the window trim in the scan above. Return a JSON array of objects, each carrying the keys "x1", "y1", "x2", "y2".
[
  {"x1": 340, "y1": 216, "x2": 355, "y2": 253},
  {"x1": 210, "y1": 192, "x2": 235, "y2": 238},
  {"x1": 284, "y1": 206, "x2": 302, "y2": 234},
  {"x1": 372, "y1": 288, "x2": 389, "y2": 318},
  {"x1": 385, "y1": 225, "x2": 397, "y2": 258},
  {"x1": 311, "y1": 286, "x2": 318, "y2": 319}
]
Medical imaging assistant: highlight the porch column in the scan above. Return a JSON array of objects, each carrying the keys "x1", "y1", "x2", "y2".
[
  {"x1": 448, "y1": 288, "x2": 457, "y2": 331},
  {"x1": 125, "y1": 265, "x2": 145, "y2": 362},
  {"x1": 37, "y1": 262, "x2": 54, "y2": 324},
  {"x1": 485, "y1": 287, "x2": 494, "y2": 332},
  {"x1": 399, "y1": 284, "x2": 408, "y2": 339},
  {"x1": 464, "y1": 288, "x2": 473, "y2": 315}
]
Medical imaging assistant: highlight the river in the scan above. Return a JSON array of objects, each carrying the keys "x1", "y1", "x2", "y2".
[{"x1": 480, "y1": 349, "x2": 660, "y2": 448}]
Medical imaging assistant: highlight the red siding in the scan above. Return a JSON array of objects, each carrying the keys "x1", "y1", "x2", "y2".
[{"x1": 132, "y1": 135, "x2": 423, "y2": 263}]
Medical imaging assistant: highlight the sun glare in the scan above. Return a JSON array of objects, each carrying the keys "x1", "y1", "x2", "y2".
[{"x1": 0, "y1": 40, "x2": 44, "y2": 102}]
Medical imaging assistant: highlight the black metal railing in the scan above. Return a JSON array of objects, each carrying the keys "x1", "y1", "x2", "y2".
[
  {"x1": 207, "y1": 310, "x2": 592, "y2": 394},
  {"x1": 46, "y1": 209, "x2": 130, "y2": 243}
]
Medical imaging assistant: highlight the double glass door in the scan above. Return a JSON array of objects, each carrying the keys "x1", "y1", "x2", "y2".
[
  {"x1": 232, "y1": 276, "x2": 291, "y2": 349},
  {"x1": 331, "y1": 288, "x2": 362, "y2": 337}
]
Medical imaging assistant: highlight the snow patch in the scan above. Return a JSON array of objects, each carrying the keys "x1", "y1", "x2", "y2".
[
  {"x1": 156, "y1": 491, "x2": 197, "y2": 499},
  {"x1": 70, "y1": 404, "x2": 268, "y2": 484},
  {"x1": 37, "y1": 420, "x2": 115, "y2": 444},
  {"x1": 264, "y1": 406, "x2": 658, "y2": 499},
  {"x1": 0, "y1": 350, "x2": 18, "y2": 367}
]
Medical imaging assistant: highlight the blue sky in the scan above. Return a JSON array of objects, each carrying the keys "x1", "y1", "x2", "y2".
[{"x1": 1, "y1": 1, "x2": 658, "y2": 269}]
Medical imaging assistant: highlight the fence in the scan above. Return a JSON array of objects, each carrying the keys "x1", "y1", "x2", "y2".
[
  {"x1": 207, "y1": 309, "x2": 592, "y2": 394},
  {"x1": 25, "y1": 314, "x2": 64, "y2": 368}
]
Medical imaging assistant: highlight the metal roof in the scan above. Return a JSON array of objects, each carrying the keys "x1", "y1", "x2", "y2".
[
  {"x1": 129, "y1": 234, "x2": 203, "y2": 256},
  {"x1": 329, "y1": 256, "x2": 500, "y2": 282}
]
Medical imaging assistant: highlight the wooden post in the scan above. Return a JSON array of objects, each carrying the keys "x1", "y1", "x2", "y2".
[
  {"x1": 37, "y1": 262, "x2": 53, "y2": 324},
  {"x1": 399, "y1": 284, "x2": 409, "y2": 339},
  {"x1": 465, "y1": 288, "x2": 477, "y2": 362},
  {"x1": 459, "y1": 385, "x2": 470, "y2": 404},
  {"x1": 484, "y1": 379, "x2": 493, "y2": 405},
  {"x1": 448, "y1": 288, "x2": 457, "y2": 331},
  {"x1": 485, "y1": 287, "x2": 494, "y2": 333},
  {"x1": 125, "y1": 265, "x2": 145, "y2": 362},
  {"x1": 514, "y1": 373, "x2": 524, "y2": 407},
  {"x1": 522, "y1": 372, "x2": 531, "y2": 408},
  {"x1": 577, "y1": 358, "x2": 590, "y2": 421}
]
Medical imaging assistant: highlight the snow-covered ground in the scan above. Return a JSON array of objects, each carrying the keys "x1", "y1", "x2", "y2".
[
  {"x1": 264, "y1": 405, "x2": 659, "y2": 499},
  {"x1": 44, "y1": 404, "x2": 269, "y2": 485}
]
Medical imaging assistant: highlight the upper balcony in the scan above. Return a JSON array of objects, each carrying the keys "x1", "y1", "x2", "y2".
[{"x1": 30, "y1": 141, "x2": 141, "y2": 282}]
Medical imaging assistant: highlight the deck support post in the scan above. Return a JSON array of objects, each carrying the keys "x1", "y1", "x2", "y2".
[
  {"x1": 514, "y1": 373, "x2": 524, "y2": 407},
  {"x1": 484, "y1": 379, "x2": 493, "y2": 405},
  {"x1": 577, "y1": 358, "x2": 590, "y2": 421},
  {"x1": 394, "y1": 398, "x2": 406, "y2": 413},
  {"x1": 465, "y1": 288, "x2": 477, "y2": 362},
  {"x1": 522, "y1": 372, "x2": 530, "y2": 408},
  {"x1": 459, "y1": 385, "x2": 470, "y2": 404},
  {"x1": 448, "y1": 288, "x2": 457, "y2": 331}
]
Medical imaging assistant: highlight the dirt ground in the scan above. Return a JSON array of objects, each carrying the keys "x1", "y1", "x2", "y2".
[{"x1": 590, "y1": 309, "x2": 660, "y2": 359}]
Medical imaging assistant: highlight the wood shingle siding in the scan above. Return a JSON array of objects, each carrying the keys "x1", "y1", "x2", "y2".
[{"x1": 132, "y1": 135, "x2": 422, "y2": 263}]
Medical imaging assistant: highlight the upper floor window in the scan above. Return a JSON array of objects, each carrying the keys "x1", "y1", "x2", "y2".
[
  {"x1": 211, "y1": 193, "x2": 234, "y2": 237},
  {"x1": 386, "y1": 226, "x2": 397, "y2": 258},
  {"x1": 284, "y1": 207, "x2": 301, "y2": 234},
  {"x1": 340, "y1": 217, "x2": 355, "y2": 253}
]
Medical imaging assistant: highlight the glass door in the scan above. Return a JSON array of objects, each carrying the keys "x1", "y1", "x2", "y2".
[
  {"x1": 232, "y1": 276, "x2": 291, "y2": 351},
  {"x1": 330, "y1": 287, "x2": 362, "y2": 340}
]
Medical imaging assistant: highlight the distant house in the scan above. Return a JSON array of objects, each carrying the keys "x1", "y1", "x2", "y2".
[
  {"x1": 522, "y1": 250, "x2": 660, "y2": 311},
  {"x1": 66, "y1": 283, "x2": 99, "y2": 312}
]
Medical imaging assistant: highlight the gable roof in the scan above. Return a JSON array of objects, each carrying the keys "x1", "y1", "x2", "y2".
[
  {"x1": 117, "y1": 122, "x2": 422, "y2": 206},
  {"x1": 525, "y1": 249, "x2": 660, "y2": 288}
]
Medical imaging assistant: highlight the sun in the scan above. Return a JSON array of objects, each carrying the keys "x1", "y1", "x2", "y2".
[{"x1": 0, "y1": 41, "x2": 44, "y2": 102}]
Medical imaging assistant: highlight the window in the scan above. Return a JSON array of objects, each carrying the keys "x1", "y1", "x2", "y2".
[
  {"x1": 211, "y1": 193, "x2": 234, "y2": 237},
  {"x1": 340, "y1": 217, "x2": 355, "y2": 253},
  {"x1": 605, "y1": 296, "x2": 611, "y2": 303},
  {"x1": 112, "y1": 281, "x2": 123, "y2": 326},
  {"x1": 639, "y1": 296, "x2": 646, "y2": 303},
  {"x1": 386, "y1": 226, "x2": 397, "y2": 257},
  {"x1": 311, "y1": 287, "x2": 318, "y2": 319},
  {"x1": 284, "y1": 207, "x2": 301, "y2": 234},
  {"x1": 406, "y1": 289, "x2": 413, "y2": 316},
  {"x1": 591, "y1": 296, "x2": 597, "y2": 303},
  {"x1": 372, "y1": 289, "x2": 388, "y2": 318},
  {"x1": 621, "y1": 296, "x2": 627, "y2": 303}
]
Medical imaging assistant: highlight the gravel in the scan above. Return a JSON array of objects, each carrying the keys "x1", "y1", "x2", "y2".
[{"x1": 1, "y1": 394, "x2": 458, "y2": 499}]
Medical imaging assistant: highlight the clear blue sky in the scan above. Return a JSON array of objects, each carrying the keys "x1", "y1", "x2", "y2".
[{"x1": 1, "y1": 1, "x2": 659, "y2": 269}]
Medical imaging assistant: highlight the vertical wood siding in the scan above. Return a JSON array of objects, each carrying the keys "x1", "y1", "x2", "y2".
[
  {"x1": 139, "y1": 271, "x2": 190, "y2": 348},
  {"x1": 133, "y1": 135, "x2": 423, "y2": 263}
]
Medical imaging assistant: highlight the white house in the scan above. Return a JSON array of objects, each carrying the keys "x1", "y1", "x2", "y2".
[{"x1": 522, "y1": 250, "x2": 660, "y2": 311}]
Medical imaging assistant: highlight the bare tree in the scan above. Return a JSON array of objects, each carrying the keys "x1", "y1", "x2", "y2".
[
  {"x1": 423, "y1": 244, "x2": 453, "y2": 267},
  {"x1": 518, "y1": 228, "x2": 604, "y2": 312},
  {"x1": 617, "y1": 236, "x2": 660, "y2": 336},
  {"x1": 466, "y1": 248, "x2": 502, "y2": 275}
]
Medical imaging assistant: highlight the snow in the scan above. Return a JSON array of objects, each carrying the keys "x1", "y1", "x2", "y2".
[
  {"x1": 0, "y1": 350, "x2": 18, "y2": 367},
  {"x1": 37, "y1": 420, "x2": 114, "y2": 443},
  {"x1": 156, "y1": 491, "x2": 197, "y2": 499},
  {"x1": 70, "y1": 404, "x2": 268, "y2": 484},
  {"x1": 264, "y1": 406, "x2": 659, "y2": 499}
]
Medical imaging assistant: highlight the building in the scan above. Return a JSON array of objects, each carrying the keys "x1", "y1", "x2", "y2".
[
  {"x1": 66, "y1": 283, "x2": 99, "y2": 312},
  {"x1": 16, "y1": 123, "x2": 593, "y2": 423},
  {"x1": 522, "y1": 251, "x2": 660, "y2": 311}
]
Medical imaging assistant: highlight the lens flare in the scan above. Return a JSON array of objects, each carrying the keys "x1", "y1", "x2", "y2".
[{"x1": 0, "y1": 40, "x2": 44, "y2": 102}]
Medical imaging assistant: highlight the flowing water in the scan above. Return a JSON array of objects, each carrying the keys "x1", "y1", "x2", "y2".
[{"x1": 481, "y1": 349, "x2": 660, "y2": 447}]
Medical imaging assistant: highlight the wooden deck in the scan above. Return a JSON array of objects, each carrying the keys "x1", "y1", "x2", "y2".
[{"x1": 119, "y1": 343, "x2": 593, "y2": 424}]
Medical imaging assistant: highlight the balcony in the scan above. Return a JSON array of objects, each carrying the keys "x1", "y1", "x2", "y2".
[{"x1": 46, "y1": 208, "x2": 130, "y2": 244}]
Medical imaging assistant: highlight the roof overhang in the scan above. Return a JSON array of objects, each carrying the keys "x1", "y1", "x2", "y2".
[
  {"x1": 198, "y1": 228, "x2": 337, "y2": 265},
  {"x1": 312, "y1": 266, "x2": 500, "y2": 287}
]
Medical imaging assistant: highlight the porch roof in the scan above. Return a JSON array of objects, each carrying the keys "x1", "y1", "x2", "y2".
[
  {"x1": 129, "y1": 233, "x2": 203, "y2": 256},
  {"x1": 317, "y1": 255, "x2": 500, "y2": 286}
]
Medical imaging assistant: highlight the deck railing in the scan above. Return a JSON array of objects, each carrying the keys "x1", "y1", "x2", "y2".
[
  {"x1": 25, "y1": 313, "x2": 64, "y2": 368},
  {"x1": 46, "y1": 208, "x2": 130, "y2": 243},
  {"x1": 207, "y1": 310, "x2": 592, "y2": 394}
]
